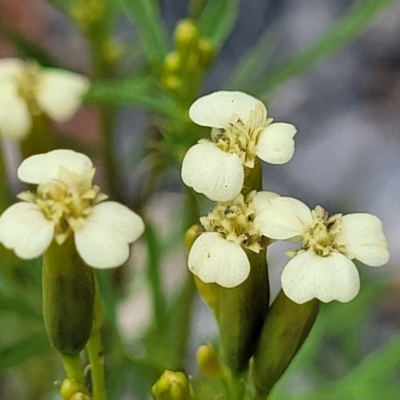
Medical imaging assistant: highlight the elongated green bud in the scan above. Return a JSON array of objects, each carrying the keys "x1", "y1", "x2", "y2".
[
  {"x1": 218, "y1": 248, "x2": 269, "y2": 375},
  {"x1": 197, "y1": 345, "x2": 221, "y2": 377},
  {"x1": 251, "y1": 290, "x2": 319, "y2": 397},
  {"x1": 42, "y1": 236, "x2": 95, "y2": 355}
]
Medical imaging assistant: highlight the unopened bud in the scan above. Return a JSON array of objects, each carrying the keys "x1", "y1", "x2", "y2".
[
  {"x1": 184, "y1": 225, "x2": 201, "y2": 251},
  {"x1": 175, "y1": 20, "x2": 198, "y2": 54},
  {"x1": 163, "y1": 75, "x2": 182, "y2": 91},
  {"x1": 70, "y1": 393, "x2": 91, "y2": 400},
  {"x1": 151, "y1": 370, "x2": 192, "y2": 400},
  {"x1": 61, "y1": 379, "x2": 89, "y2": 400},
  {"x1": 197, "y1": 345, "x2": 221, "y2": 377},
  {"x1": 197, "y1": 39, "x2": 215, "y2": 70},
  {"x1": 164, "y1": 52, "x2": 181, "y2": 73}
]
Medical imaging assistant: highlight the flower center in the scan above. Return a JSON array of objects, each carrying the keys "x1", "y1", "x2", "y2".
[
  {"x1": 299, "y1": 206, "x2": 345, "y2": 257},
  {"x1": 200, "y1": 191, "x2": 263, "y2": 252},
  {"x1": 211, "y1": 102, "x2": 273, "y2": 169},
  {"x1": 18, "y1": 167, "x2": 107, "y2": 244}
]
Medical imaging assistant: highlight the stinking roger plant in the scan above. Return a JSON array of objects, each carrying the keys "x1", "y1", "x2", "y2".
[
  {"x1": 0, "y1": 58, "x2": 88, "y2": 140},
  {"x1": 180, "y1": 89, "x2": 390, "y2": 400},
  {"x1": 181, "y1": 91, "x2": 297, "y2": 202},
  {"x1": 0, "y1": 149, "x2": 144, "y2": 268}
]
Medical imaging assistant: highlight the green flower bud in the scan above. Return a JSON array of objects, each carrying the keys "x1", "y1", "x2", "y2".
[
  {"x1": 70, "y1": 393, "x2": 91, "y2": 400},
  {"x1": 151, "y1": 370, "x2": 192, "y2": 400},
  {"x1": 251, "y1": 290, "x2": 319, "y2": 397},
  {"x1": 197, "y1": 39, "x2": 215, "y2": 70},
  {"x1": 42, "y1": 236, "x2": 95, "y2": 355},
  {"x1": 174, "y1": 20, "x2": 198, "y2": 55},
  {"x1": 197, "y1": 345, "x2": 221, "y2": 377},
  {"x1": 61, "y1": 378, "x2": 89, "y2": 400},
  {"x1": 218, "y1": 248, "x2": 269, "y2": 375},
  {"x1": 164, "y1": 52, "x2": 181, "y2": 74}
]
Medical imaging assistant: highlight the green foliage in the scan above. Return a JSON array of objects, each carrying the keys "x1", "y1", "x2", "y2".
[{"x1": 121, "y1": 0, "x2": 169, "y2": 66}]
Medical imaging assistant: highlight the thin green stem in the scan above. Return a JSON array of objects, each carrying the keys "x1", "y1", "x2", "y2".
[
  {"x1": 62, "y1": 354, "x2": 85, "y2": 384},
  {"x1": 86, "y1": 328, "x2": 106, "y2": 400},
  {"x1": 222, "y1": 369, "x2": 246, "y2": 400}
]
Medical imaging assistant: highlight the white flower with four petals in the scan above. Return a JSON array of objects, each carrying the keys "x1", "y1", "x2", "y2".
[
  {"x1": 0, "y1": 150, "x2": 144, "y2": 268},
  {"x1": 181, "y1": 91, "x2": 297, "y2": 201},
  {"x1": 0, "y1": 58, "x2": 89, "y2": 140},
  {"x1": 254, "y1": 196, "x2": 390, "y2": 303}
]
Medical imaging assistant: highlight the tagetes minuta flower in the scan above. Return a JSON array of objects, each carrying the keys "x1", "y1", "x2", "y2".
[
  {"x1": 0, "y1": 58, "x2": 89, "y2": 140},
  {"x1": 181, "y1": 91, "x2": 296, "y2": 201},
  {"x1": 188, "y1": 191, "x2": 279, "y2": 287},
  {"x1": 0, "y1": 149, "x2": 144, "y2": 268},
  {"x1": 254, "y1": 197, "x2": 390, "y2": 304}
]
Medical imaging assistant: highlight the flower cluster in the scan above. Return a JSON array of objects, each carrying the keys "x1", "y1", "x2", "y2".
[
  {"x1": 0, "y1": 149, "x2": 144, "y2": 268},
  {"x1": 0, "y1": 58, "x2": 88, "y2": 140},
  {"x1": 182, "y1": 91, "x2": 389, "y2": 303}
]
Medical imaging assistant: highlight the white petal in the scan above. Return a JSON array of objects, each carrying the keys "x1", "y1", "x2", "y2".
[
  {"x1": 252, "y1": 191, "x2": 280, "y2": 217},
  {"x1": 0, "y1": 81, "x2": 31, "y2": 140},
  {"x1": 0, "y1": 58, "x2": 24, "y2": 79},
  {"x1": 181, "y1": 142, "x2": 244, "y2": 201},
  {"x1": 188, "y1": 232, "x2": 250, "y2": 288},
  {"x1": 36, "y1": 69, "x2": 89, "y2": 121},
  {"x1": 282, "y1": 250, "x2": 360, "y2": 304},
  {"x1": 189, "y1": 91, "x2": 260, "y2": 128},
  {"x1": 254, "y1": 197, "x2": 312, "y2": 240},
  {"x1": 74, "y1": 202, "x2": 144, "y2": 269},
  {"x1": 0, "y1": 202, "x2": 54, "y2": 259},
  {"x1": 18, "y1": 149, "x2": 93, "y2": 184},
  {"x1": 256, "y1": 123, "x2": 297, "y2": 164},
  {"x1": 337, "y1": 214, "x2": 389, "y2": 267}
]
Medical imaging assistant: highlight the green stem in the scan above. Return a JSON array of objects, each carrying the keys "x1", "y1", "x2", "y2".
[
  {"x1": 86, "y1": 328, "x2": 106, "y2": 400},
  {"x1": 62, "y1": 354, "x2": 85, "y2": 384},
  {"x1": 222, "y1": 369, "x2": 245, "y2": 400},
  {"x1": 86, "y1": 274, "x2": 106, "y2": 400}
]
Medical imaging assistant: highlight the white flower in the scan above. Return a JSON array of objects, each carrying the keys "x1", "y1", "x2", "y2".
[
  {"x1": 254, "y1": 197, "x2": 390, "y2": 304},
  {"x1": 181, "y1": 91, "x2": 296, "y2": 201},
  {"x1": 0, "y1": 58, "x2": 89, "y2": 140},
  {"x1": 188, "y1": 191, "x2": 278, "y2": 287},
  {"x1": 0, "y1": 149, "x2": 144, "y2": 268}
]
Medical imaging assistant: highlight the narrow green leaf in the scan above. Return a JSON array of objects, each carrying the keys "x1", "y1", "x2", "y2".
[
  {"x1": 197, "y1": 0, "x2": 239, "y2": 46},
  {"x1": 0, "y1": 334, "x2": 50, "y2": 372},
  {"x1": 85, "y1": 77, "x2": 177, "y2": 116},
  {"x1": 225, "y1": 24, "x2": 279, "y2": 91},
  {"x1": 258, "y1": 0, "x2": 396, "y2": 95},
  {"x1": 0, "y1": 293, "x2": 42, "y2": 321},
  {"x1": 120, "y1": 0, "x2": 168, "y2": 65}
]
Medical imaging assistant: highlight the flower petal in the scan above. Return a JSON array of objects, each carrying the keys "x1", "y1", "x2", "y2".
[
  {"x1": 0, "y1": 58, "x2": 24, "y2": 79},
  {"x1": 74, "y1": 202, "x2": 144, "y2": 269},
  {"x1": 181, "y1": 142, "x2": 244, "y2": 201},
  {"x1": 256, "y1": 123, "x2": 297, "y2": 164},
  {"x1": 189, "y1": 91, "x2": 260, "y2": 128},
  {"x1": 0, "y1": 202, "x2": 54, "y2": 259},
  {"x1": 0, "y1": 81, "x2": 31, "y2": 140},
  {"x1": 282, "y1": 250, "x2": 360, "y2": 304},
  {"x1": 252, "y1": 191, "x2": 280, "y2": 217},
  {"x1": 36, "y1": 69, "x2": 89, "y2": 121},
  {"x1": 337, "y1": 214, "x2": 389, "y2": 267},
  {"x1": 254, "y1": 196, "x2": 312, "y2": 240},
  {"x1": 18, "y1": 149, "x2": 93, "y2": 184},
  {"x1": 188, "y1": 232, "x2": 250, "y2": 288}
]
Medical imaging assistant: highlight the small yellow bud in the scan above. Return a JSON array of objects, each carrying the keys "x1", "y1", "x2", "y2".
[
  {"x1": 196, "y1": 345, "x2": 221, "y2": 377},
  {"x1": 151, "y1": 370, "x2": 192, "y2": 400},
  {"x1": 163, "y1": 75, "x2": 182, "y2": 91},
  {"x1": 194, "y1": 276, "x2": 219, "y2": 316},
  {"x1": 197, "y1": 39, "x2": 215, "y2": 70},
  {"x1": 164, "y1": 52, "x2": 181, "y2": 73},
  {"x1": 174, "y1": 20, "x2": 198, "y2": 54},
  {"x1": 103, "y1": 40, "x2": 124, "y2": 66},
  {"x1": 70, "y1": 393, "x2": 91, "y2": 400},
  {"x1": 60, "y1": 379, "x2": 89, "y2": 400}
]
